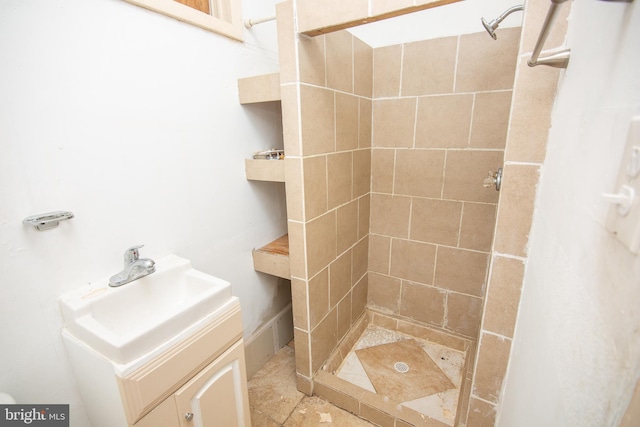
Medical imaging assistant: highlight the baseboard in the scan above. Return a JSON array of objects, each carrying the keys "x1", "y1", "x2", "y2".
[{"x1": 244, "y1": 303, "x2": 294, "y2": 379}]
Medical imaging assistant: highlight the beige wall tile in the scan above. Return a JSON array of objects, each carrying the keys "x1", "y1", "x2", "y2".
[
  {"x1": 352, "y1": 274, "x2": 368, "y2": 321},
  {"x1": 308, "y1": 269, "x2": 329, "y2": 330},
  {"x1": 505, "y1": 58, "x2": 562, "y2": 163},
  {"x1": 369, "y1": 233, "x2": 391, "y2": 274},
  {"x1": 394, "y1": 149, "x2": 445, "y2": 198},
  {"x1": 303, "y1": 155, "x2": 328, "y2": 220},
  {"x1": 337, "y1": 292, "x2": 352, "y2": 340},
  {"x1": 396, "y1": 319, "x2": 468, "y2": 352},
  {"x1": 337, "y1": 200, "x2": 358, "y2": 255},
  {"x1": 456, "y1": 28, "x2": 520, "y2": 93},
  {"x1": 368, "y1": 272, "x2": 401, "y2": 314},
  {"x1": 470, "y1": 91, "x2": 512, "y2": 149},
  {"x1": 410, "y1": 198, "x2": 462, "y2": 246},
  {"x1": 402, "y1": 37, "x2": 457, "y2": 96},
  {"x1": 314, "y1": 377, "x2": 361, "y2": 415},
  {"x1": 371, "y1": 312, "x2": 397, "y2": 330},
  {"x1": 359, "y1": 98, "x2": 372, "y2": 148},
  {"x1": 327, "y1": 152, "x2": 353, "y2": 209},
  {"x1": 446, "y1": 292, "x2": 482, "y2": 338},
  {"x1": 285, "y1": 157, "x2": 304, "y2": 221},
  {"x1": 373, "y1": 45, "x2": 402, "y2": 98},
  {"x1": 370, "y1": 193, "x2": 411, "y2": 238},
  {"x1": 300, "y1": 84, "x2": 335, "y2": 155},
  {"x1": 373, "y1": 98, "x2": 416, "y2": 148},
  {"x1": 400, "y1": 281, "x2": 446, "y2": 327},
  {"x1": 275, "y1": 1, "x2": 296, "y2": 84},
  {"x1": 390, "y1": 238, "x2": 437, "y2": 284},
  {"x1": 353, "y1": 149, "x2": 371, "y2": 198},
  {"x1": 294, "y1": 328, "x2": 311, "y2": 377},
  {"x1": 473, "y1": 332, "x2": 512, "y2": 403},
  {"x1": 353, "y1": 35, "x2": 373, "y2": 98},
  {"x1": 443, "y1": 150, "x2": 503, "y2": 203},
  {"x1": 415, "y1": 94, "x2": 473, "y2": 148},
  {"x1": 352, "y1": 236, "x2": 369, "y2": 283},
  {"x1": 483, "y1": 256, "x2": 525, "y2": 338},
  {"x1": 493, "y1": 164, "x2": 540, "y2": 257},
  {"x1": 521, "y1": 0, "x2": 571, "y2": 55},
  {"x1": 466, "y1": 397, "x2": 496, "y2": 427},
  {"x1": 306, "y1": 211, "x2": 337, "y2": 277},
  {"x1": 296, "y1": 374, "x2": 313, "y2": 396},
  {"x1": 288, "y1": 220, "x2": 306, "y2": 279},
  {"x1": 361, "y1": 403, "x2": 395, "y2": 427},
  {"x1": 310, "y1": 307, "x2": 338, "y2": 373},
  {"x1": 371, "y1": 149, "x2": 395, "y2": 194},
  {"x1": 358, "y1": 194, "x2": 370, "y2": 240},
  {"x1": 299, "y1": 34, "x2": 326, "y2": 86},
  {"x1": 459, "y1": 202, "x2": 497, "y2": 252},
  {"x1": 435, "y1": 247, "x2": 488, "y2": 297},
  {"x1": 291, "y1": 278, "x2": 309, "y2": 331},
  {"x1": 336, "y1": 92, "x2": 359, "y2": 152},
  {"x1": 326, "y1": 30, "x2": 354, "y2": 93},
  {"x1": 330, "y1": 251, "x2": 352, "y2": 307},
  {"x1": 281, "y1": 84, "x2": 301, "y2": 157}
]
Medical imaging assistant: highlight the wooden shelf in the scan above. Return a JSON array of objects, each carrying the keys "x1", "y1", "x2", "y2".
[
  {"x1": 245, "y1": 159, "x2": 285, "y2": 182},
  {"x1": 237, "y1": 73, "x2": 281, "y2": 104},
  {"x1": 252, "y1": 234, "x2": 290, "y2": 279}
]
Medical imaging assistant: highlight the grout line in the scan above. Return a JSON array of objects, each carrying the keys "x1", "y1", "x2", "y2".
[
  {"x1": 457, "y1": 202, "x2": 465, "y2": 247},
  {"x1": 412, "y1": 97, "x2": 419, "y2": 149},
  {"x1": 453, "y1": 35, "x2": 461, "y2": 93},
  {"x1": 398, "y1": 43, "x2": 405, "y2": 98},
  {"x1": 468, "y1": 93, "x2": 476, "y2": 148}
]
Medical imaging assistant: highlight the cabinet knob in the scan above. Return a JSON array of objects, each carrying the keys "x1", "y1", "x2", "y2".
[{"x1": 184, "y1": 413, "x2": 194, "y2": 422}]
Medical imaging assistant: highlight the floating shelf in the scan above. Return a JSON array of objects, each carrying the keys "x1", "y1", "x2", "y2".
[
  {"x1": 237, "y1": 73, "x2": 281, "y2": 104},
  {"x1": 245, "y1": 159, "x2": 285, "y2": 182},
  {"x1": 252, "y1": 234, "x2": 290, "y2": 279}
]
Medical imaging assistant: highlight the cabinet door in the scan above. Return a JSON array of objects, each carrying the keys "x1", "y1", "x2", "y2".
[
  {"x1": 174, "y1": 339, "x2": 250, "y2": 427},
  {"x1": 133, "y1": 397, "x2": 179, "y2": 427}
]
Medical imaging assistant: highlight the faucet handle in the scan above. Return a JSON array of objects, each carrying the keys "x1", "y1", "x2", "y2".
[{"x1": 124, "y1": 245, "x2": 144, "y2": 265}]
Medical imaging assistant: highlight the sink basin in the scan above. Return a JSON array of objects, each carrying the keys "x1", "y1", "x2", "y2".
[{"x1": 59, "y1": 254, "x2": 233, "y2": 365}]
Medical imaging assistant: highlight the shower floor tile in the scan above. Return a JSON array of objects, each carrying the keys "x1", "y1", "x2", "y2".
[{"x1": 336, "y1": 325, "x2": 466, "y2": 426}]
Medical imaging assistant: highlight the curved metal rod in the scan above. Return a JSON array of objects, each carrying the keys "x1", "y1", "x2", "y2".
[
  {"x1": 528, "y1": 0, "x2": 571, "y2": 68},
  {"x1": 481, "y1": 4, "x2": 524, "y2": 40}
]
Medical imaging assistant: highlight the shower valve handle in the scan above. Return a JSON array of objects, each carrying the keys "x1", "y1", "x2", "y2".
[{"x1": 483, "y1": 168, "x2": 503, "y2": 191}]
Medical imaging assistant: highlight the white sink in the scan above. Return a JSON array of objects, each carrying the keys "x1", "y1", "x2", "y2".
[{"x1": 59, "y1": 254, "x2": 233, "y2": 365}]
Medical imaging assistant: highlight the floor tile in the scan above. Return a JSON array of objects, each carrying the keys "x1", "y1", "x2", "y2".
[{"x1": 248, "y1": 346, "x2": 305, "y2": 424}]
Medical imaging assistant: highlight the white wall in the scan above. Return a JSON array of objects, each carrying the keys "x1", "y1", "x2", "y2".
[
  {"x1": 498, "y1": 1, "x2": 640, "y2": 426},
  {"x1": 0, "y1": 0, "x2": 286, "y2": 424}
]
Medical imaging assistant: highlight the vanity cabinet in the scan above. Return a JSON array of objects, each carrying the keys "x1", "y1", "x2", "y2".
[
  {"x1": 119, "y1": 301, "x2": 251, "y2": 427},
  {"x1": 133, "y1": 339, "x2": 249, "y2": 427},
  {"x1": 63, "y1": 299, "x2": 250, "y2": 427}
]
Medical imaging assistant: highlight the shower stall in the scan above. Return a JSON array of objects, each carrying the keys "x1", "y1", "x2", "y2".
[{"x1": 272, "y1": 0, "x2": 569, "y2": 425}]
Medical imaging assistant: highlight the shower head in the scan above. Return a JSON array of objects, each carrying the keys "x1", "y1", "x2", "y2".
[{"x1": 481, "y1": 4, "x2": 524, "y2": 40}]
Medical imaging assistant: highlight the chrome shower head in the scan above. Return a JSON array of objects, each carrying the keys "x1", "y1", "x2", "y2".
[
  {"x1": 481, "y1": 17, "x2": 498, "y2": 40},
  {"x1": 481, "y1": 4, "x2": 524, "y2": 40}
]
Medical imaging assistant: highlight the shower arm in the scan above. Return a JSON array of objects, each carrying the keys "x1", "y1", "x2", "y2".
[{"x1": 494, "y1": 4, "x2": 524, "y2": 26}]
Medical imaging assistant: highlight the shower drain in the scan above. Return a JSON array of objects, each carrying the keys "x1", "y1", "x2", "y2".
[{"x1": 394, "y1": 361, "x2": 409, "y2": 373}]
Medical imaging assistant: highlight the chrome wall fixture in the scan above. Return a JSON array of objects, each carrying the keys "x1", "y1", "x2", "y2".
[
  {"x1": 528, "y1": 0, "x2": 571, "y2": 68},
  {"x1": 23, "y1": 211, "x2": 74, "y2": 231},
  {"x1": 481, "y1": 4, "x2": 524, "y2": 40},
  {"x1": 528, "y1": 0, "x2": 633, "y2": 69}
]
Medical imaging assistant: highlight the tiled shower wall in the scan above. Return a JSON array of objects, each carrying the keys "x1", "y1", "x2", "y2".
[
  {"x1": 368, "y1": 28, "x2": 521, "y2": 340},
  {"x1": 277, "y1": 1, "x2": 375, "y2": 393}
]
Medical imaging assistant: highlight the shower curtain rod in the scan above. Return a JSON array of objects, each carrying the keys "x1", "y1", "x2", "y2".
[{"x1": 244, "y1": 15, "x2": 276, "y2": 28}]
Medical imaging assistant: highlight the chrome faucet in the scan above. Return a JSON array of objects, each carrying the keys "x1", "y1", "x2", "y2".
[{"x1": 109, "y1": 245, "x2": 156, "y2": 287}]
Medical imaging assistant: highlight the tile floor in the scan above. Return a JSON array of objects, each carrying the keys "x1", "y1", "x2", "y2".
[
  {"x1": 248, "y1": 344, "x2": 375, "y2": 426},
  {"x1": 336, "y1": 325, "x2": 466, "y2": 426}
]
